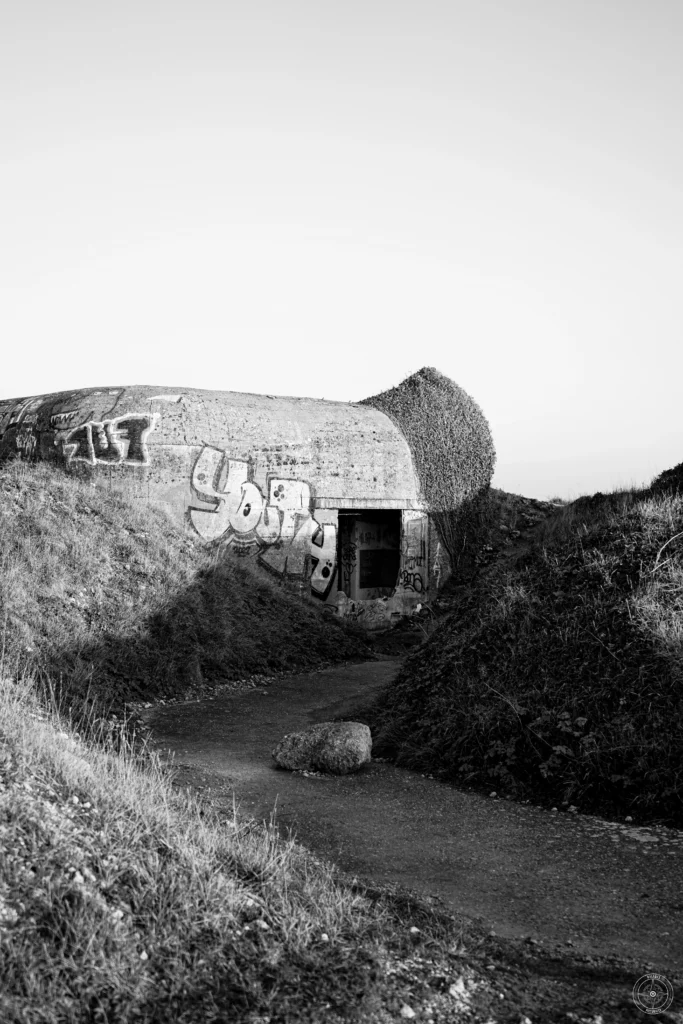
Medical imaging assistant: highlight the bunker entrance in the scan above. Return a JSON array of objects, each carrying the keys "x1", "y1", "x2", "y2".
[{"x1": 337, "y1": 511, "x2": 401, "y2": 602}]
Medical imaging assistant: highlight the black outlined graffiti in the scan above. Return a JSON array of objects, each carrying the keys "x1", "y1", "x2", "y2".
[
  {"x1": 63, "y1": 414, "x2": 159, "y2": 466},
  {"x1": 403, "y1": 515, "x2": 426, "y2": 566},
  {"x1": 397, "y1": 511, "x2": 428, "y2": 594},
  {"x1": 50, "y1": 411, "x2": 79, "y2": 430},
  {"x1": 398, "y1": 568, "x2": 424, "y2": 593},
  {"x1": 340, "y1": 533, "x2": 357, "y2": 595},
  {"x1": 0, "y1": 396, "x2": 47, "y2": 458},
  {"x1": 188, "y1": 446, "x2": 337, "y2": 599}
]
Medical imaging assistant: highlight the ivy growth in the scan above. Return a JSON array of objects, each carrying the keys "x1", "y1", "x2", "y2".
[{"x1": 360, "y1": 367, "x2": 496, "y2": 570}]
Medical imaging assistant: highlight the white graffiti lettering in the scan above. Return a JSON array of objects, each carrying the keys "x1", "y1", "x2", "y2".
[
  {"x1": 189, "y1": 447, "x2": 337, "y2": 598},
  {"x1": 63, "y1": 413, "x2": 159, "y2": 466}
]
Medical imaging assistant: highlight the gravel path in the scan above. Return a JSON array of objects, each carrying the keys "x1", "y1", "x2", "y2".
[{"x1": 140, "y1": 659, "x2": 682, "y2": 973}]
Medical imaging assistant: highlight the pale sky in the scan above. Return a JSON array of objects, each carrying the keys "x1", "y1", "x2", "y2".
[{"x1": 1, "y1": 1, "x2": 681, "y2": 499}]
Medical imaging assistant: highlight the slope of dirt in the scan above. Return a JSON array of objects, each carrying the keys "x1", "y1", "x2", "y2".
[
  {"x1": 138, "y1": 660, "x2": 682, "y2": 1021},
  {"x1": 370, "y1": 479, "x2": 683, "y2": 824}
]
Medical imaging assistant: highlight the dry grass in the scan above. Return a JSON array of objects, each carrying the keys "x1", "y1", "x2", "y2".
[
  {"x1": 0, "y1": 459, "x2": 496, "y2": 1023},
  {"x1": 0, "y1": 670, "x2": 374, "y2": 1022},
  {"x1": 0, "y1": 460, "x2": 370, "y2": 725},
  {"x1": 0, "y1": 670, "x2": 500, "y2": 1023}
]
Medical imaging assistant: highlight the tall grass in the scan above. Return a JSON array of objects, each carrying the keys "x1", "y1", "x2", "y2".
[
  {"x1": 0, "y1": 461, "x2": 491, "y2": 1022},
  {"x1": 0, "y1": 460, "x2": 369, "y2": 725},
  {"x1": 0, "y1": 669, "x2": 491, "y2": 1023},
  {"x1": 369, "y1": 475, "x2": 683, "y2": 824},
  {"x1": 0, "y1": 670, "x2": 393, "y2": 1022}
]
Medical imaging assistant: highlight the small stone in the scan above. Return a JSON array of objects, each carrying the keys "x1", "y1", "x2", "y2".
[
  {"x1": 625, "y1": 815, "x2": 633, "y2": 822},
  {"x1": 400, "y1": 1004, "x2": 416, "y2": 1019},
  {"x1": 139, "y1": 950, "x2": 148, "y2": 961},
  {"x1": 320, "y1": 933, "x2": 329, "y2": 942},
  {"x1": 489, "y1": 791, "x2": 497, "y2": 798}
]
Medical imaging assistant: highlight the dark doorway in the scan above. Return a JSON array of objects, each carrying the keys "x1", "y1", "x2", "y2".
[{"x1": 337, "y1": 510, "x2": 401, "y2": 601}]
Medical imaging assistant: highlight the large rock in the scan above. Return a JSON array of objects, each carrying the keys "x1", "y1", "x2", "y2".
[{"x1": 272, "y1": 722, "x2": 372, "y2": 775}]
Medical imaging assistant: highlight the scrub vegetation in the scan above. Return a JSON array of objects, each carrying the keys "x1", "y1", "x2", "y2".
[
  {"x1": 370, "y1": 465, "x2": 683, "y2": 826},
  {"x1": 1, "y1": 459, "x2": 678, "y2": 1020},
  {"x1": 0, "y1": 460, "x2": 370, "y2": 725},
  {"x1": 0, "y1": 460, "x2": 480, "y2": 1023},
  {"x1": 361, "y1": 367, "x2": 496, "y2": 572}
]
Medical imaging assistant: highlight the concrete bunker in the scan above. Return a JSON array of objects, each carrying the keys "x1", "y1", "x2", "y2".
[{"x1": 0, "y1": 368, "x2": 495, "y2": 628}]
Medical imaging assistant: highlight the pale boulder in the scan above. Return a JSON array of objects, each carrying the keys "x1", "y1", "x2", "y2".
[{"x1": 272, "y1": 721, "x2": 372, "y2": 775}]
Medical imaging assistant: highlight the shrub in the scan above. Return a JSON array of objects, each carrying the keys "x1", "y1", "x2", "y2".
[
  {"x1": 368, "y1": 473, "x2": 683, "y2": 824},
  {"x1": 360, "y1": 367, "x2": 496, "y2": 571}
]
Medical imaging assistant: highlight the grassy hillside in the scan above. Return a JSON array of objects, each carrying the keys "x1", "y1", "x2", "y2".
[
  {"x1": 0, "y1": 461, "x2": 370, "y2": 724},
  {"x1": 1, "y1": 461, "x2": 676, "y2": 1020},
  {"x1": 1, "y1": 670, "x2": 496, "y2": 1024},
  {"x1": 369, "y1": 466, "x2": 683, "y2": 825},
  {"x1": 0, "y1": 461, "x2": 483, "y2": 1023}
]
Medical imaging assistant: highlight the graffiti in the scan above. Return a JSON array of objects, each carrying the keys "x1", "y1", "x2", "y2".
[
  {"x1": 433, "y1": 541, "x2": 443, "y2": 590},
  {"x1": 397, "y1": 511, "x2": 428, "y2": 595},
  {"x1": 188, "y1": 446, "x2": 336, "y2": 598},
  {"x1": 15, "y1": 426, "x2": 37, "y2": 459},
  {"x1": 50, "y1": 411, "x2": 79, "y2": 430},
  {"x1": 63, "y1": 413, "x2": 159, "y2": 466},
  {"x1": 349, "y1": 598, "x2": 390, "y2": 629},
  {"x1": 8, "y1": 396, "x2": 44, "y2": 430},
  {"x1": 340, "y1": 533, "x2": 357, "y2": 596},
  {"x1": 0, "y1": 397, "x2": 47, "y2": 457},
  {"x1": 402, "y1": 515, "x2": 426, "y2": 567},
  {"x1": 0, "y1": 397, "x2": 45, "y2": 440},
  {"x1": 398, "y1": 569, "x2": 424, "y2": 593}
]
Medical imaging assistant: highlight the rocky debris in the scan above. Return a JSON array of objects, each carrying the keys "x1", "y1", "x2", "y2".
[{"x1": 272, "y1": 721, "x2": 372, "y2": 775}]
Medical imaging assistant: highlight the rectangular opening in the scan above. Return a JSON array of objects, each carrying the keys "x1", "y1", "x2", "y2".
[{"x1": 338, "y1": 510, "x2": 401, "y2": 601}]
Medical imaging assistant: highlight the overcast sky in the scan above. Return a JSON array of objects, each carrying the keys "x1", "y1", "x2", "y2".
[{"x1": 1, "y1": 1, "x2": 681, "y2": 499}]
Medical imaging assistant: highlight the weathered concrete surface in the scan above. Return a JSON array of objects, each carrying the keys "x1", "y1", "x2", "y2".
[
  {"x1": 0, "y1": 386, "x2": 423, "y2": 509},
  {"x1": 0, "y1": 375, "x2": 471, "y2": 617}
]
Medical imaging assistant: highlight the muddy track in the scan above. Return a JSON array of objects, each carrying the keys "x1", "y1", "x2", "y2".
[{"x1": 140, "y1": 659, "x2": 682, "y2": 975}]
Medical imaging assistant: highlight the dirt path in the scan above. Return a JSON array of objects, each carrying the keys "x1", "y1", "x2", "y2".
[{"x1": 140, "y1": 659, "x2": 682, "y2": 974}]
